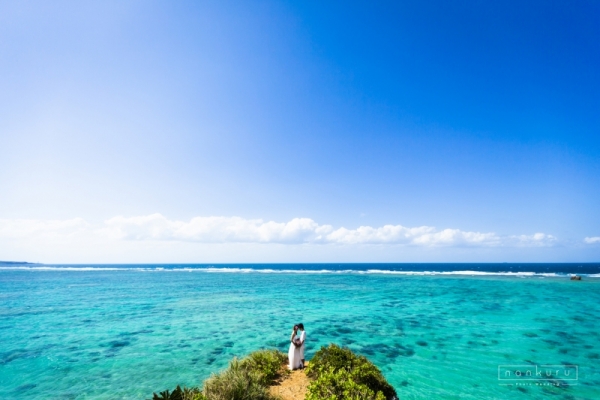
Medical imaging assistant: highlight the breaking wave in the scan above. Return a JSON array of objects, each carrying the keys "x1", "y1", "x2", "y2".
[{"x1": 1, "y1": 265, "x2": 598, "y2": 277}]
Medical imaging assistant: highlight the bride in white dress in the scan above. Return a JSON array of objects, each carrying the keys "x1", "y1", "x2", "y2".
[{"x1": 288, "y1": 325, "x2": 302, "y2": 370}]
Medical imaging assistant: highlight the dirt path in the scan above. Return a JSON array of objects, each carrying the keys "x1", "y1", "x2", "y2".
[{"x1": 269, "y1": 368, "x2": 310, "y2": 400}]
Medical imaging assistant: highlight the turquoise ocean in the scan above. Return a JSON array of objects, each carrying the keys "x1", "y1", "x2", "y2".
[{"x1": 1, "y1": 263, "x2": 599, "y2": 399}]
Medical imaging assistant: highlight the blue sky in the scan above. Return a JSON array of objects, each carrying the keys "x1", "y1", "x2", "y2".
[{"x1": 0, "y1": 0, "x2": 599, "y2": 263}]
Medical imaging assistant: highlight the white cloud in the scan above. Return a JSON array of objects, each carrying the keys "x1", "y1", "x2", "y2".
[
  {"x1": 100, "y1": 214, "x2": 328, "y2": 243},
  {"x1": 584, "y1": 237, "x2": 600, "y2": 244},
  {"x1": 0, "y1": 214, "x2": 558, "y2": 248},
  {"x1": 509, "y1": 233, "x2": 558, "y2": 247},
  {"x1": 0, "y1": 218, "x2": 89, "y2": 239}
]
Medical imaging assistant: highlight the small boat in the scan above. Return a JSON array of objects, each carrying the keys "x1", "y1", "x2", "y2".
[{"x1": 570, "y1": 275, "x2": 582, "y2": 281}]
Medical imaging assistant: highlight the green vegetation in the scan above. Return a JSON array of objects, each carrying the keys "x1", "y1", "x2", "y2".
[
  {"x1": 202, "y1": 358, "x2": 276, "y2": 400},
  {"x1": 152, "y1": 385, "x2": 204, "y2": 400},
  {"x1": 152, "y1": 345, "x2": 397, "y2": 400},
  {"x1": 305, "y1": 344, "x2": 397, "y2": 400},
  {"x1": 151, "y1": 349, "x2": 287, "y2": 400},
  {"x1": 239, "y1": 348, "x2": 289, "y2": 385}
]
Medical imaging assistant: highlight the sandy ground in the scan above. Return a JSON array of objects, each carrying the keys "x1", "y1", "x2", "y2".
[{"x1": 269, "y1": 366, "x2": 310, "y2": 400}]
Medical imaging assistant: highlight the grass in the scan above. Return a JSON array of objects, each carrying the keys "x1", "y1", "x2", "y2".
[
  {"x1": 151, "y1": 349, "x2": 287, "y2": 400},
  {"x1": 305, "y1": 344, "x2": 397, "y2": 400},
  {"x1": 152, "y1": 345, "x2": 398, "y2": 400}
]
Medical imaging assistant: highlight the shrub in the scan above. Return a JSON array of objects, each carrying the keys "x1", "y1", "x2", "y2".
[
  {"x1": 202, "y1": 358, "x2": 278, "y2": 400},
  {"x1": 152, "y1": 385, "x2": 205, "y2": 400},
  {"x1": 151, "y1": 349, "x2": 287, "y2": 400},
  {"x1": 306, "y1": 368, "x2": 386, "y2": 400},
  {"x1": 240, "y1": 349, "x2": 289, "y2": 385},
  {"x1": 152, "y1": 346, "x2": 398, "y2": 400},
  {"x1": 306, "y1": 344, "x2": 397, "y2": 400}
]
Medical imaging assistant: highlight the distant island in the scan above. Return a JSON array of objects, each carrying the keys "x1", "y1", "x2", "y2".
[{"x1": 0, "y1": 261, "x2": 40, "y2": 265}]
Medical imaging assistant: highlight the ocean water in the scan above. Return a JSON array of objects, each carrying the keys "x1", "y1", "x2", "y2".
[{"x1": 1, "y1": 264, "x2": 599, "y2": 400}]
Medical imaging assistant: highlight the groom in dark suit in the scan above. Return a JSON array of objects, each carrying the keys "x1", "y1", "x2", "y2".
[{"x1": 298, "y1": 323, "x2": 306, "y2": 368}]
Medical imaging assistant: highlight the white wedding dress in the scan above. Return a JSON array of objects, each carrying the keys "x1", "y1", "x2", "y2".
[{"x1": 288, "y1": 335, "x2": 302, "y2": 370}]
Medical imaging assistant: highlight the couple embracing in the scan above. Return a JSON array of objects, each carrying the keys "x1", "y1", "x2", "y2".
[{"x1": 288, "y1": 323, "x2": 306, "y2": 370}]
